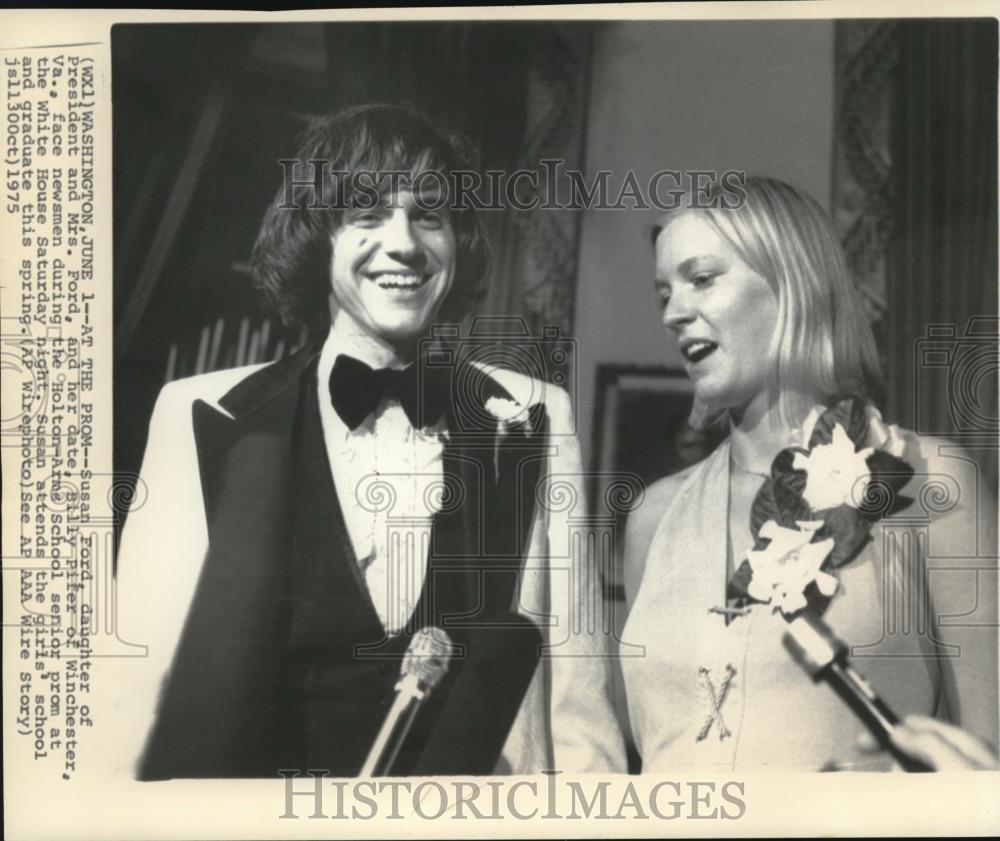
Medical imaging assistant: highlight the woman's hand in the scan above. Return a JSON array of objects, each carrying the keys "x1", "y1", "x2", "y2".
[{"x1": 886, "y1": 715, "x2": 999, "y2": 770}]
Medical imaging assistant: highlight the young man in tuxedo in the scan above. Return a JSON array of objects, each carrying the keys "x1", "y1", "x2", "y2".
[{"x1": 114, "y1": 104, "x2": 626, "y2": 778}]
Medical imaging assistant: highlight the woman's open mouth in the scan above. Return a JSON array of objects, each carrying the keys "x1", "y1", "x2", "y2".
[{"x1": 681, "y1": 339, "x2": 718, "y2": 363}]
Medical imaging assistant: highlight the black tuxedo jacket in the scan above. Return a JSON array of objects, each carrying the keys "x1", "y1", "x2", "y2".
[{"x1": 114, "y1": 345, "x2": 627, "y2": 777}]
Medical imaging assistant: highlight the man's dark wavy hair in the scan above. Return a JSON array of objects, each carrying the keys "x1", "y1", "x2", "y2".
[{"x1": 251, "y1": 103, "x2": 491, "y2": 337}]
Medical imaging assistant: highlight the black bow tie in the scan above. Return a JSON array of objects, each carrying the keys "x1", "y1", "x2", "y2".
[{"x1": 329, "y1": 354, "x2": 450, "y2": 431}]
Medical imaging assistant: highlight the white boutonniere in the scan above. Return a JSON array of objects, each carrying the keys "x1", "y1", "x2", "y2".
[
  {"x1": 484, "y1": 395, "x2": 534, "y2": 433},
  {"x1": 792, "y1": 423, "x2": 875, "y2": 511},
  {"x1": 484, "y1": 395, "x2": 534, "y2": 482},
  {"x1": 746, "y1": 520, "x2": 838, "y2": 616}
]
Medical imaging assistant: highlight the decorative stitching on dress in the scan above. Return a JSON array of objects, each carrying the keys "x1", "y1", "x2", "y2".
[
  {"x1": 696, "y1": 664, "x2": 737, "y2": 742},
  {"x1": 708, "y1": 605, "x2": 751, "y2": 618}
]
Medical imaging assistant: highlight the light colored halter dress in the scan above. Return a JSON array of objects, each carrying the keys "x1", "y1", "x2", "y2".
[{"x1": 619, "y1": 438, "x2": 949, "y2": 772}]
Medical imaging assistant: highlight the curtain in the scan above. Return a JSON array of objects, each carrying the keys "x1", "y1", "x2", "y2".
[
  {"x1": 888, "y1": 19, "x2": 999, "y2": 489},
  {"x1": 831, "y1": 19, "x2": 899, "y2": 387},
  {"x1": 323, "y1": 21, "x2": 592, "y2": 337}
]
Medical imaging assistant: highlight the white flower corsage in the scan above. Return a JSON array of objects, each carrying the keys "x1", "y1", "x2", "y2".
[
  {"x1": 792, "y1": 423, "x2": 875, "y2": 511},
  {"x1": 746, "y1": 520, "x2": 838, "y2": 616},
  {"x1": 727, "y1": 398, "x2": 915, "y2": 621}
]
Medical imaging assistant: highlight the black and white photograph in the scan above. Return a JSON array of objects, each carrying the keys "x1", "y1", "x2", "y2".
[{"x1": 2, "y1": 5, "x2": 999, "y2": 839}]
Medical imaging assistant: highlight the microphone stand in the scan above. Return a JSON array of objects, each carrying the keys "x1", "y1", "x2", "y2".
[
  {"x1": 360, "y1": 672, "x2": 428, "y2": 778},
  {"x1": 359, "y1": 626, "x2": 453, "y2": 777}
]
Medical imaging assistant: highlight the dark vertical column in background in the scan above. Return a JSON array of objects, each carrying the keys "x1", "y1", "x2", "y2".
[{"x1": 889, "y1": 18, "x2": 999, "y2": 489}]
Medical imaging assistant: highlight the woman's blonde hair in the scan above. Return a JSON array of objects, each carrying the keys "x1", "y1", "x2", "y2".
[{"x1": 653, "y1": 175, "x2": 882, "y2": 427}]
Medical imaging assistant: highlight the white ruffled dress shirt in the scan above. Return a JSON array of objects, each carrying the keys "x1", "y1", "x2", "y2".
[{"x1": 316, "y1": 326, "x2": 448, "y2": 635}]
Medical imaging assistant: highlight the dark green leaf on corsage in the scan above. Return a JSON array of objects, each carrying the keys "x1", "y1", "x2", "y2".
[
  {"x1": 860, "y1": 449, "x2": 915, "y2": 519},
  {"x1": 771, "y1": 447, "x2": 808, "y2": 497},
  {"x1": 866, "y1": 448, "x2": 914, "y2": 483},
  {"x1": 750, "y1": 479, "x2": 812, "y2": 544},
  {"x1": 808, "y1": 398, "x2": 869, "y2": 450},
  {"x1": 818, "y1": 506, "x2": 872, "y2": 566},
  {"x1": 726, "y1": 558, "x2": 756, "y2": 602},
  {"x1": 749, "y1": 482, "x2": 779, "y2": 544},
  {"x1": 803, "y1": 579, "x2": 836, "y2": 617}
]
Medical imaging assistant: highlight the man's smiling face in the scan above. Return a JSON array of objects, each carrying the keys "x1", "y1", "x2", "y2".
[{"x1": 328, "y1": 185, "x2": 456, "y2": 348}]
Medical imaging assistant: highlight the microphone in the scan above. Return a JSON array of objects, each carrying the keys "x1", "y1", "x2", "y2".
[
  {"x1": 359, "y1": 626, "x2": 454, "y2": 777},
  {"x1": 783, "y1": 612, "x2": 931, "y2": 772},
  {"x1": 414, "y1": 612, "x2": 543, "y2": 775}
]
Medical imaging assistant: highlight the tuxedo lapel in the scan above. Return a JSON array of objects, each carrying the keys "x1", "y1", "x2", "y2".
[
  {"x1": 190, "y1": 349, "x2": 315, "y2": 520},
  {"x1": 425, "y1": 365, "x2": 549, "y2": 631},
  {"x1": 487, "y1": 402, "x2": 549, "y2": 561},
  {"x1": 420, "y1": 434, "x2": 486, "y2": 634},
  {"x1": 192, "y1": 348, "x2": 317, "y2": 563},
  {"x1": 140, "y1": 348, "x2": 321, "y2": 779}
]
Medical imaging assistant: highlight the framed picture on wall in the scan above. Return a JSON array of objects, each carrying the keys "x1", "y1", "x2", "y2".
[{"x1": 590, "y1": 364, "x2": 728, "y2": 600}]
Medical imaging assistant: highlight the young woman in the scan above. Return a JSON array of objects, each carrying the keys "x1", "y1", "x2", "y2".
[{"x1": 620, "y1": 176, "x2": 998, "y2": 772}]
